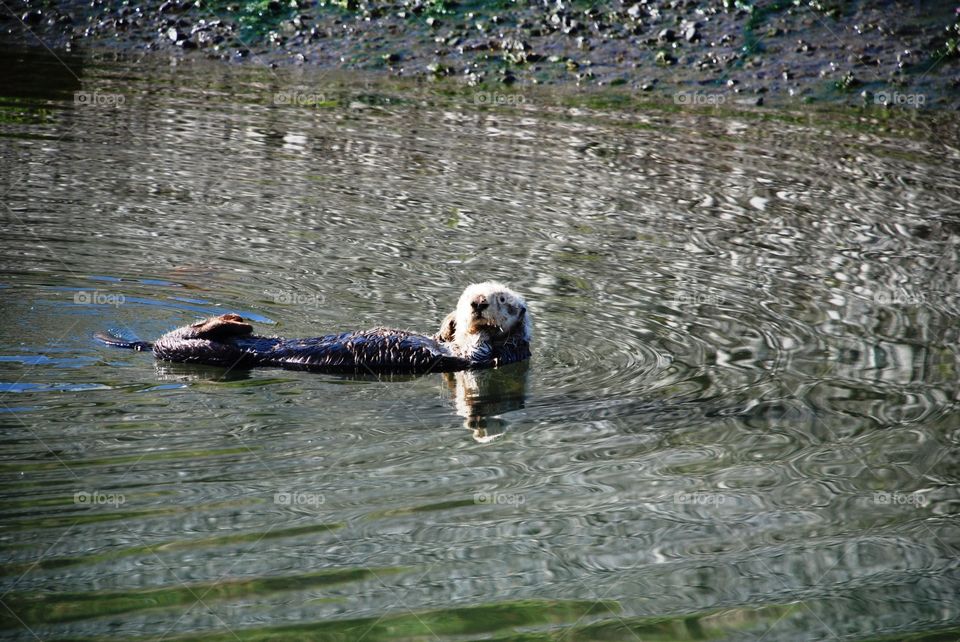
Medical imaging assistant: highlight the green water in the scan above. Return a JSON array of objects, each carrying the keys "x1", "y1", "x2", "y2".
[{"x1": 0, "y1": 46, "x2": 958, "y2": 641}]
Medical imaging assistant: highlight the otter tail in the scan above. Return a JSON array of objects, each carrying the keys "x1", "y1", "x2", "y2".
[{"x1": 94, "y1": 331, "x2": 154, "y2": 352}]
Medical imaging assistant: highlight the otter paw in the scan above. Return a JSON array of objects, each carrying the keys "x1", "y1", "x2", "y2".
[
  {"x1": 191, "y1": 314, "x2": 254, "y2": 341},
  {"x1": 437, "y1": 311, "x2": 457, "y2": 343}
]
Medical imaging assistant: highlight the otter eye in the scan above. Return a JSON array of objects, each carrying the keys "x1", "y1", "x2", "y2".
[{"x1": 499, "y1": 296, "x2": 505, "y2": 304}]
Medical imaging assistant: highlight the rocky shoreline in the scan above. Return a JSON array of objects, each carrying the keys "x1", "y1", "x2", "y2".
[{"x1": 4, "y1": 1, "x2": 960, "y2": 109}]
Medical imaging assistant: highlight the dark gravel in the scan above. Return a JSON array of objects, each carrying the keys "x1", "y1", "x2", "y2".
[{"x1": 3, "y1": 0, "x2": 960, "y2": 109}]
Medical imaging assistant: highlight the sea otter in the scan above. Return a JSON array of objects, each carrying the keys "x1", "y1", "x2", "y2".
[{"x1": 95, "y1": 281, "x2": 532, "y2": 375}]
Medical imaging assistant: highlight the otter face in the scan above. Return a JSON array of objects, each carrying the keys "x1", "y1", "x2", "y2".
[{"x1": 452, "y1": 281, "x2": 532, "y2": 350}]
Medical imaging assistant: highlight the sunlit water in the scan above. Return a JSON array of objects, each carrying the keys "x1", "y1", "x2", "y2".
[{"x1": 1, "y1": 47, "x2": 959, "y2": 641}]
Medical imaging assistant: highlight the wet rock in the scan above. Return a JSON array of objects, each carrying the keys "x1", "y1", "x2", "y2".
[
  {"x1": 195, "y1": 31, "x2": 215, "y2": 46},
  {"x1": 836, "y1": 71, "x2": 861, "y2": 90},
  {"x1": 655, "y1": 50, "x2": 676, "y2": 65},
  {"x1": 21, "y1": 10, "x2": 43, "y2": 25},
  {"x1": 502, "y1": 38, "x2": 535, "y2": 64},
  {"x1": 166, "y1": 27, "x2": 180, "y2": 42},
  {"x1": 658, "y1": 28, "x2": 676, "y2": 42},
  {"x1": 427, "y1": 62, "x2": 450, "y2": 76}
]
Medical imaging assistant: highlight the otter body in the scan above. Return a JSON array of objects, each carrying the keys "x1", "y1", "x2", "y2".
[
  {"x1": 97, "y1": 282, "x2": 533, "y2": 376},
  {"x1": 150, "y1": 323, "x2": 528, "y2": 374}
]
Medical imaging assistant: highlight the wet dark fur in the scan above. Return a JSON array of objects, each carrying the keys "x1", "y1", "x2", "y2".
[{"x1": 96, "y1": 313, "x2": 530, "y2": 375}]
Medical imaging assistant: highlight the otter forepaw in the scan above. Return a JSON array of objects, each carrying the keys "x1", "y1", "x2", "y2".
[
  {"x1": 191, "y1": 314, "x2": 254, "y2": 341},
  {"x1": 437, "y1": 311, "x2": 457, "y2": 343}
]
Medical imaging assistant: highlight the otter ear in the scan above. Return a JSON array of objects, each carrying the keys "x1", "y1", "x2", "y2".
[{"x1": 438, "y1": 311, "x2": 457, "y2": 342}]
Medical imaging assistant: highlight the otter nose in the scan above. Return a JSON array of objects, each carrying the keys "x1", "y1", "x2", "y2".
[{"x1": 471, "y1": 297, "x2": 489, "y2": 313}]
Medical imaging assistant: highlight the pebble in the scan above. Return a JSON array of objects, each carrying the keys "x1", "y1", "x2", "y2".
[{"x1": 658, "y1": 28, "x2": 676, "y2": 43}]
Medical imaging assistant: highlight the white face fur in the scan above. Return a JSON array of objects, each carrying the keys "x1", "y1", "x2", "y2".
[{"x1": 452, "y1": 281, "x2": 532, "y2": 350}]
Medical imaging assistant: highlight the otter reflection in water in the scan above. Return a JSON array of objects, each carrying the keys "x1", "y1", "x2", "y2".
[
  {"x1": 96, "y1": 282, "x2": 531, "y2": 375},
  {"x1": 152, "y1": 359, "x2": 530, "y2": 443},
  {"x1": 443, "y1": 361, "x2": 530, "y2": 443}
]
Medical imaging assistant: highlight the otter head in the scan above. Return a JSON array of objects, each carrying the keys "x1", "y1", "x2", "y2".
[{"x1": 448, "y1": 281, "x2": 532, "y2": 353}]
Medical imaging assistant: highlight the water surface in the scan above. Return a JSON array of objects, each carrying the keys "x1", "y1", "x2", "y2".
[{"x1": 1, "y1": 47, "x2": 959, "y2": 641}]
